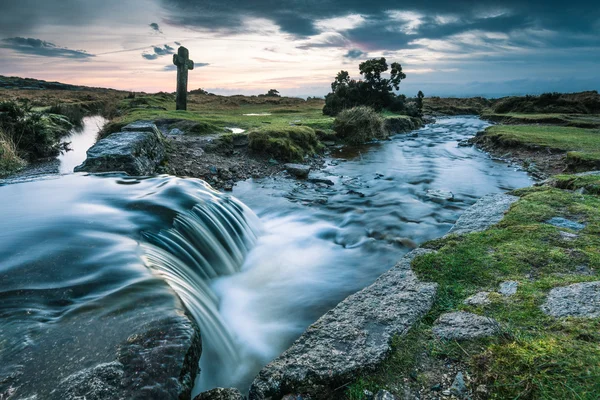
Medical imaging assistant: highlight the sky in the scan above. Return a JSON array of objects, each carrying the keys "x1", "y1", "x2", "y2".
[{"x1": 0, "y1": 0, "x2": 599, "y2": 97}]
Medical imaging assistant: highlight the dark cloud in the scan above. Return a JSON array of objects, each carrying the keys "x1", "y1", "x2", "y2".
[
  {"x1": 149, "y1": 22, "x2": 162, "y2": 32},
  {"x1": 344, "y1": 49, "x2": 366, "y2": 59},
  {"x1": 142, "y1": 44, "x2": 175, "y2": 60},
  {"x1": 0, "y1": 37, "x2": 94, "y2": 59}
]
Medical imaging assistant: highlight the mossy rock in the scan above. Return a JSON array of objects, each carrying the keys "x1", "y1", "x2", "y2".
[{"x1": 248, "y1": 126, "x2": 319, "y2": 162}]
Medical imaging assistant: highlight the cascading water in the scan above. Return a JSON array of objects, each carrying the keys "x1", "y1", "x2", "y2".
[{"x1": 0, "y1": 174, "x2": 260, "y2": 399}]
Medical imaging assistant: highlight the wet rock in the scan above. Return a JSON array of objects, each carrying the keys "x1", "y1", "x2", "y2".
[
  {"x1": 447, "y1": 193, "x2": 518, "y2": 236},
  {"x1": 307, "y1": 178, "x2": 334, "y2": 186},
  {"x1": 541, "y1": 281, "x2": 600, "y2": 318},
  {"x1": 285, "y1": 163, "x2": 311, "y2": 179},
  {"x1": 347, "y1": 189, "x2": 365, "y2": 197},
  {"x1": 464, "y1": 291, "x2": 491, "y2": 306},
  {"x1": 374, "y1": 389, "x2": 397, "y2": 400},
  {"x1": 249, "y1": 249, "x2": 437, "y2": 399},
  {"x1": 52, "y1": 362, "x2": 124, "y2": 400},
  {"x1": 194, "y1": 387, "x2": 244, "y2": 400},
  {"x1": 169, "y1": 128, "x2": 184, "y2": 135},
  {"x1": 499, "y1": 281, "x2": 518, "y2": 297},
  {"x1": 75, "y1": 122, "x2": 165, "y2": 176},
  {"x1": 545, "y1": 217, "x2": 586, "y2": 231},
  {"x1": 457, "y1": 140, "x2": 471, "y2": 147},
  {"x1": 425, "y1": 189, "x2": 454, "y2": 202},
  {"x1": 433, "y1": 312, "x2": 500, "y2": 341},
  {"x1": 450, "y1": 372, "x2": 468, "y2": 398}
]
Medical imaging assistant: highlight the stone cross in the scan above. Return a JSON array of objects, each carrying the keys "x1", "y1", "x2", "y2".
[{"x1": 173, "y1": 46, "x2": 194, "y2": 111}]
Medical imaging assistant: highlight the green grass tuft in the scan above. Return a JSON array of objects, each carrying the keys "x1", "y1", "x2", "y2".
[{"x1": 248, "y1": 126, "x2": 319, "y2": 162}]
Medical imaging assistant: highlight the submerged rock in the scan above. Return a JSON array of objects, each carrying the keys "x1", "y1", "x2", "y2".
[
  {"x1": 425, "y1": 189, "x2": 454, "y2": 202},
  {"x1": 194, "y1": 387, "x2": 245, "y2": 400},
  {"x1": 446, "y1": 193, "x2": 518, "y2": 236},
  {"x1": 249, "y1": 249, "x2": 437, "y2": 399},
  {"x1": 284, "y1": 163, "x2": 311, "y2": 179},
  {"x1": 541, "y1": 281, "x2": 600, "y2": 318},
  {"x1": 433, "y1": 311, "x2": 500, "y2": 341},
  {"x1": 75, "y1": 121, "x2": 165, "y2": 175}
]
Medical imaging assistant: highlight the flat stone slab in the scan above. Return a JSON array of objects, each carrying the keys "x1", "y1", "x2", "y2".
[
  {"x1": 447, "y1": 193, "x2": 518, "y2": 236},
  {"x1": 249, "y1": 249, "x2": 438, "y2": 399},
  {"x1": 545, "y1": 217, "x2": 586, "y2": 231},
  {"x1": 75, "y1": 125, "x2": 165, "y2": 175},
  {"x1": 541, "y1": 281, "x2": 600, "y2": 318},
  {"x1": 433, "y1": 312, "x2": 500, "y2": 341},
  {"x1": 122, "y1": 120, "x2": 164, "y2": 137},
  {"x1": 284, "y1": 163, "x2": 311, "y2": 179}
]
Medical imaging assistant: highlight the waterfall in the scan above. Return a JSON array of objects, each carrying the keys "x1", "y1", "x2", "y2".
[{"x1": 141, "y1": 190, "x2": 261, "y2": 367}]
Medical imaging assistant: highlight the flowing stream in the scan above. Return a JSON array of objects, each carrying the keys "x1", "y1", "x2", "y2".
[{"x1": 0, "y1": 116, "x2": 532, "y2": 398}]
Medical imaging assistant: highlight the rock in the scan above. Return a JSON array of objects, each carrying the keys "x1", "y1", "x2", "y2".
[
  {"x1": 268, "y1": 158, "x2": 279, "y2": 165},
  {"x1": 559, "y1": 231, "x2": 579, "y2": 241},
  {"x1": 51, "y1": 362, "x2": 124, "y2": 400},
  {"x1": 122, "y1": 120, "x2": 164, "y2": 138},
  {"x1": 541, "y1": 281, "x2": 600, "y2": 318},
  {"x1": 545, "y1": 217, "x2": 586, "y2": 231},
  {"x1": 450, "y1": 372, "x2": 468, "y2": 398},
  {"x1": 169, "y1": 128, "x2": 184, "y2": 135},
  {"x1": 307, "y1": 178, "x2": 335, "y2": 186},
  {"x1": 464, "y1": 291, "x2": 491, "y2": 306},
  {"x1": 249, "y1": 249, "x2": 438, "y2": 399},
  {"x1": 457, "y1": 140, "x2": 471, "y2": 147},
  {"x1": 75, "y1": 122, "x2": 165, "y2": 176},
  {"x1": 194, "y1": 387, "x2": 244, "y2": 400},
  {"x1": 285, "y1": 163, "x2": 311, "y2": 179},
  {"x1": 433, "y1": 312, "x2": 500, "y2": 341},
  {"x1": 425, "y1": 189, "x2": 454, "y2": 202},
  {"x1": 447, "y1": 193, "x2": 518, "y2": 236},
  {"x1": 363, "y1": 389, "x2": 374, "y2": 399},
  {"x1": 499, "y1": 281, "x2": 518, "y2": 297},
  {"x1": 374, "y1": 389, "x2": 397, "y2": 400},
  {"x1": 208, "y1": 165, "x2": 218, "y2": 174}
]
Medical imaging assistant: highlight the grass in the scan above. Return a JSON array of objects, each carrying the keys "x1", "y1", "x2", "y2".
[
  {"x1": 333, "y1": 106, "x2": 387, "y2": 145},
  {"x1": 0, "y1": 128, "x2": 26, "y2": 176},
  {"x1": 478, "y1": 125, "x2": 600, "y2": 169},
  {"x1": 346, "y1": 177, "x2": 600, "y2": 399},
  {"x1": 482, "y1": 113, "x2": 600, "y2": 128}
]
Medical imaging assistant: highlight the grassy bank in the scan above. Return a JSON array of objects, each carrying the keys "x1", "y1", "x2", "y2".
[
  {"x1": 481, "y1": 113, "x2": 600, "y2": 128},
  {"x1": 474, "y1": 125, "x2": 600, "y2": 171},
  {"x1": 347, "y1": 174, "x2": 600, "y2": 399}
]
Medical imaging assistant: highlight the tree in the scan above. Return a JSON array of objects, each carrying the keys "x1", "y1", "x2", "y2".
[
  {"x1": 266, "y1": 89, "x2": 280, "y2": 97},
  {"x1": 323, "y1": 58, "x2": 408, "y2": 116},
  {"x1": 416, "y1": 91, "x2": 425, "y2": 116}
]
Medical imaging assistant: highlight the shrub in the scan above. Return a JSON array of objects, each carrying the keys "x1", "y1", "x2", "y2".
[
  {"x1": 249, "y1": 126, "x2": 319, "y2": 162},
  {"x1": 0, "y1": 128, "x2": 26, "y2": 176},
  {"x1": 332, "y1": 106, "x2": 386, "y2": 145}
]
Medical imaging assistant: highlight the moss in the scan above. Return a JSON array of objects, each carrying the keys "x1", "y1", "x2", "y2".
[
  {"x1": 346, "y1": 177, "x2": 600, "y2": 399},
  {"x1": 248, "y1": 126, "x2": 319, "y2": 162}
]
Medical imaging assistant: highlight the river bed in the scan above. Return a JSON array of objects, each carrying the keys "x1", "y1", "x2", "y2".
[{"x1": 0, "y1": 116, "x2": 532, "y2": 398}]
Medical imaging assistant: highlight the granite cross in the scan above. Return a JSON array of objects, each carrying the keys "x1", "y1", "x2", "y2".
[{"x1": 173, "y1": 46, "x2": 194, "y2": 111}]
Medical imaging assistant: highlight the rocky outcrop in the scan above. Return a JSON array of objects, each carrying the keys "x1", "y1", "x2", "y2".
[
  {"x1": 433, "y1": 312, "x2": 500, "y2": 341},
  {"x1": 75, "y1": 121, "x2": 165, "y2": 175},
  {"x1": 249, "y1": 249, "x2": 437, "y2": 399},
  {"x1": 541, "y1": 281, "x2": 600, "y2": 318},
  {"x1": 446, "y1": 193, "x2": 518, "y2": 236}
]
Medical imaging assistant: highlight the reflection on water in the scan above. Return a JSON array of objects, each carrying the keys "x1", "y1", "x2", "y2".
[{"x1": 57, "y1": 116, "x2": 107, "y2": 174}]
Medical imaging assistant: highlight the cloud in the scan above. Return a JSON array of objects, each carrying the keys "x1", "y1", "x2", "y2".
[
  {"x1": 163, "y1": 62, "x2": 209, "y2": 71},
  {"x1": 149, "y1": 22, "x2": 162, "y2": 33},
  {"x1": 0, "y1": 37, "x2": 94, "y2": 59},
  {"x1": 142, "y1": 44, "x2": 175, "y2": 60},
  {"x1": 344, "y1": 49, "x2": 366, "y2": 59}
]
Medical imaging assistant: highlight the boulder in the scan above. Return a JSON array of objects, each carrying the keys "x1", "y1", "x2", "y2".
[
  {"x1": 194, "y1": 387, "x2": 245, "y2": 400},
  {"x1": 433, "y1": 311, "x2": 500, "y2": 341},
  {"x1": 541, "y1": 281, "x2": 600, "y2": 318},
  {"x1": 284, "y1": 163, "x2": 311, "y2": 179},
  {"x1": 446, "y1": 193, "x2": 518, "y2": 236},
  {"x1": 249, "y1": 249, "x2": 437, "y2": 399},
  {"x1": 425, "y1": 189, "x2": 454, "y2": 202},
  {"x1": 75, "y1": 122, "x2": 165, "y2": 176}
]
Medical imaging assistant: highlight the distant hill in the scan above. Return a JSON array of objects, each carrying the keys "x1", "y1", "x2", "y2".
[{"x1": 0, "y1": 75, "x2": 115, "y2": 92}]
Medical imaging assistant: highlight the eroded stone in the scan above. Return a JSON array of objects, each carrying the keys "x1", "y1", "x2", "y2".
[
  {"x1": 447, "y1": 193, "x2": 518, "y2": 236},
  {"x1": 541, "y1": 281, "x2": 600, "y2": 318},
  {"x1": 433, "y1": 312, "x2": 500, "y2": 341}
]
